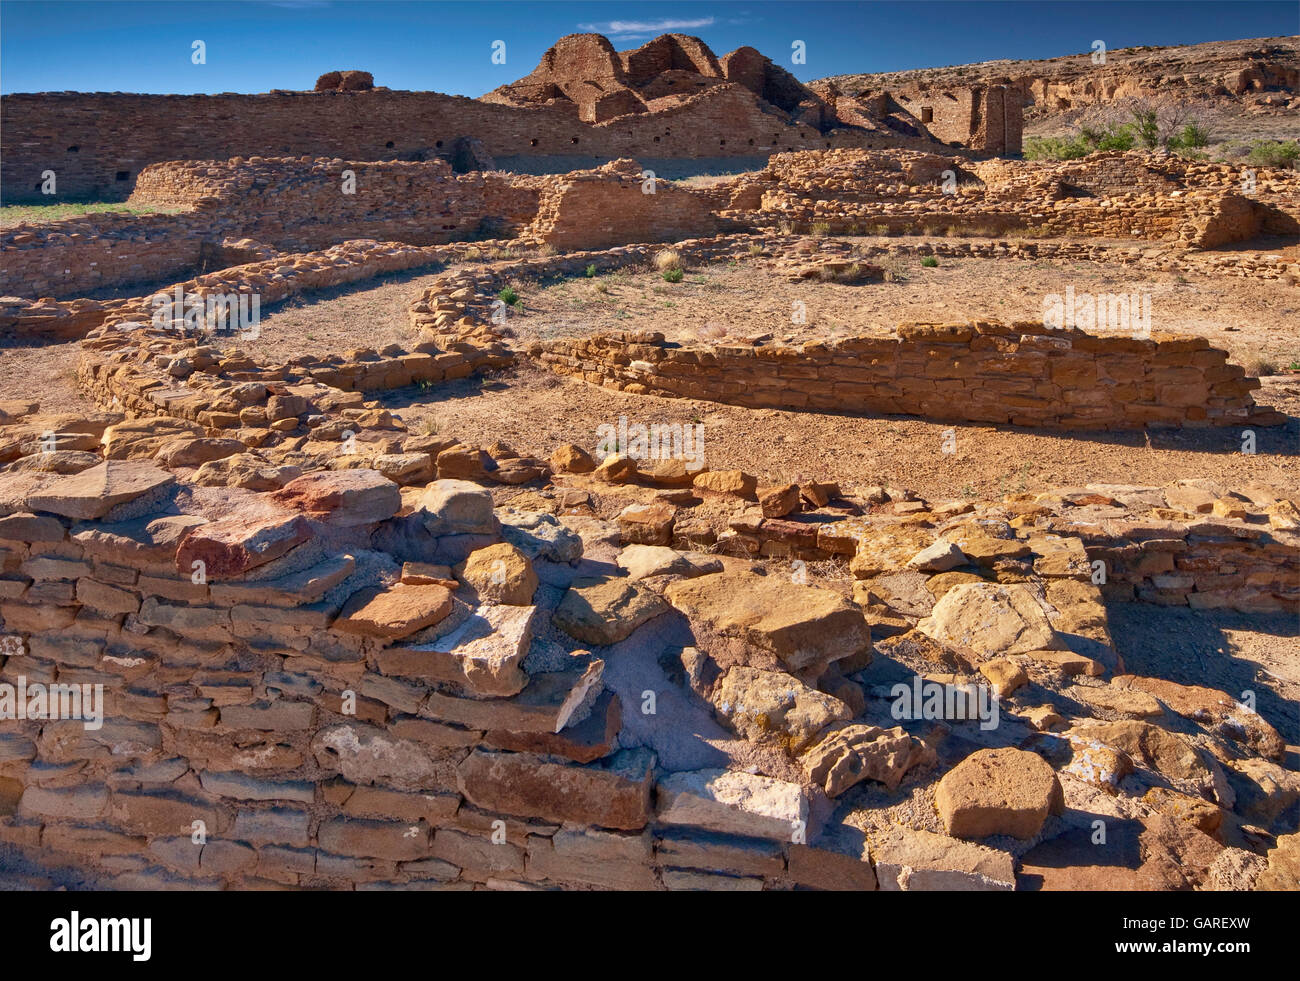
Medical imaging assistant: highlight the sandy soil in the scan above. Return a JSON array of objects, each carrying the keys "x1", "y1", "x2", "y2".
[
  {"x1": 507, "y1": 243, "x2": 1300, "y2": 368},
  {"x1": 379, "y1": 360, "x2": 1299, "y2": 498}
]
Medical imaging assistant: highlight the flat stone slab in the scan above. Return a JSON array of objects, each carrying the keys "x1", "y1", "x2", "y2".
[
  {"x1": 918, "y1": 582, "x2": 1060, "y2": 657},
  {"x1": 873, "y1": 827, "x2": 1016, "y2": 891},
  {"x1": 420, "y1": 479, "x2": 498, "y2": 536},
  {"x1": 272, "y1": 468, "x2": 401, "y2": 526},
  {"x1": 711, "y1": 665, "x2": 850, "y2": 754},
  {"x1": 457, "y1": 747, "x2": 653, "y2": 830},
  {"x1": 72, "y1": 513, "x2": 209, "y2": 562},
  {"x1": 209, "y1": 553, "x2": 357, "y2": 608},
  {"x1": 616, "y1": 544, "x2": 723, "y2": 580},
  {"x1": 935, "y1": 747, "x2": 1064, "y2": 840},
  {"x1": 553, "y1": 577, "x2": 668, "y2": 646},
  {"x1": 420, "y1": 660, "x2": 604, "y2": 734},
  {"x1": 175, "y1": 512, "x2": 312, "y2": 579},
  {"x1": 378, "y1": 603, "x2": 538, "y2": 696},
  {"x1": 334, "y1": 583, "x2": 454, "y2": 640},
  {"x1": 28, "y1": 461, "x2": 175, "y2": 521},
  {"x1": 665, "y1": 570, "x2": 870, "y2": 673},
  {"x1": 655, "y1": 769, "x2": 808, "y2": 842}
]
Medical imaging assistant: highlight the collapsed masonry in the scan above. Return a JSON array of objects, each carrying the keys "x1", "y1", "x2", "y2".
[
  {"x1": 1, "y1": 31, "x2": 1026, "y2": 203},
  {"x1": 3, "y1": 147, "x2": 1298, "y2": 339},
  {"x1": 0, "y1": 145, "x2": 1298, "y2": 887},
  {"x1": 0, "y1": 392, "x2": 1296, "y2": 889}
]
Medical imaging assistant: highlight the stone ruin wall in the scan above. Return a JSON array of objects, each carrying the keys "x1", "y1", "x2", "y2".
[
  {"x1": 9, "y1": 147, "x2": 1298, "y2": 317},
  {"x1": 0, "y1": 180, "x2": 1296, "y2": 886},
  {"x1": 539, "y1": 322, "x2": 1280, "y2": 431},
  {"x1": 128, "y1": 157, "x2": 544, "y2": 252},
  {"x1": 892, "y1": 86, "x2": 1024, "y2": 155},
  {"x1": 0, "y1": 474, "x2": 738, "y2": 892},
  {"x1": 530, "y1": 161, "x2": 729, "y2": 250},
  {"x1": 0, "y1": 88, "x2": 898, "y2": 203},
  {"x1": 0, "y1": 157, "x2": 543, "y2": 302},
  {"x1": 0, "y1": 435, "x2": 1294, "y2": 889}
]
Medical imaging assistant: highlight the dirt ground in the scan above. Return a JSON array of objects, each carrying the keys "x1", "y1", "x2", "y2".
[
  {"x1": 3, "y1": 233, "x2": 1297, "y2": 761},
  {"x1": 505, "y1": 243, "x2": 1300, "y2": 368},
  {"x1": 380, "y1": 359, "x2": 1300, "y2": 498}
]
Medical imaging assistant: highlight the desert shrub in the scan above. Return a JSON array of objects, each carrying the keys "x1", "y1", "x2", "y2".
[
  {"x1": 498, "y1": 286, "x2": 519, "y2": 306},
  {"x1": 920, "y1": 255, "x2": 939, "y2": 268},
  {"x1": 1168, "y1": 123, "x2": 1212, "y2": 150},
  {"x1": 662, "y1": 267, "x2": 685, "y2": 283},
  {"x1": 1025, "y1": 123, "x2": 1135, "y2": 161},
  {"x1": 1129, "y1": 108, "x2": 1160, "y2": 149},
  {"x1": 810, "y1": 221, "x2": 831, "y2": 237},
  {"x1": 653, "y1": 249, "x2": 683, "y2": 273},
  {"x1": 748, "y1": 244, "x2": 764, "y2": 256},
  {"x1": 584, "y1": 263, "x2": 597, "y2": 277},
  {"x1": 1243, "y1": 355, "x2": 1277, "y2": 377},
  {"x1": 462, "y1": 246, "x2": 482, "y2": 261},
  {"x1": 1247, "y1": 140, "x2": 1300, "y2": 169}
]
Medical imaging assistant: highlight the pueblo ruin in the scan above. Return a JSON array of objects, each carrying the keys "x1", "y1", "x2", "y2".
[{"x1": 0, "y1": 27, "x2": 1297, "y2": 894}]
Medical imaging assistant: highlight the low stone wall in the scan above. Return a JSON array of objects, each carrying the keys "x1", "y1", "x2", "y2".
[
  {"x1": 129, "y1": 157, "x2": 545, "y2": 253},
  {"x1": 540, "y1": 321, "x2": 1281, "y2": 430},
  {"x1": 530, "y1": 159, "x2": 730, "y2": 250},
  {"x1": 0, "y1": 158, "x2": 544, "y2": 300},
  {"x1": 725, "y1": 149, "x2": 1300, "y2": 250},
  {"x1": 0, "y1": 464, "x2": 871, "y2": 890},
  {"x1": 0, "y1": 212, "x2": 205, "y2": 300},
  {"x1": 1, "y1": 238, "x2": 485, "y2": 343}
]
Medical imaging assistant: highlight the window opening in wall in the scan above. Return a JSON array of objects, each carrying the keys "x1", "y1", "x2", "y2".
[
  {"x1": 530, "y1": 138, "x2": 538, "y2": 147},
  {"x1": 385, "y1": 141, "x2": 394, "y2": 148},
  {"x1": 67, "y1": 145, "x2": 79, "y2": 153},
  {"x1": 921, "y1": 107, "x2": 934, "y2": 124}
]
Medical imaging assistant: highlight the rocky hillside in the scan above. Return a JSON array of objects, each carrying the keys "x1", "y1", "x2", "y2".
[{"x1": 822, "y1": 36, "x2": 1299, "y2": 141}]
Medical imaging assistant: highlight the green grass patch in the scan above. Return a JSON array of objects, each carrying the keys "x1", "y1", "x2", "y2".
[{"x1": 0, "y1": 201, "x2": 181, "y2": 227}]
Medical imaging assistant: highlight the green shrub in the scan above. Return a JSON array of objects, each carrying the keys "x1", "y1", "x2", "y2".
[
  {"x1": 1168, "y1": 123, "x2": 1211, "y2": 150},
  {"x1": 498, "y1": 286, "x2": 519, "y2": 306},
  {"x1": 584, "y1": 263, "x2": 597, "y2": 277},
  {"x1": 920, "y1": 255, "x2": 939, "y2": 268},
  {"x1": 1024, "y1": 123, "x2": 1134, "y2": 161},
  {"x1": 662, "y1": 267, "x2": 684, "y2": 283},
  {"x1": 1247, "y1": 140, "x2": 1300, "y2": 169},
  {"x1": 1129, "y1": 108, "x2": 1160, "y2": 149}
]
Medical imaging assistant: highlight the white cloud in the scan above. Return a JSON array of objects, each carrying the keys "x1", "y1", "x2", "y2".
[{"x1": 577, "y1": 17, "x2": 717, "y2": 39}]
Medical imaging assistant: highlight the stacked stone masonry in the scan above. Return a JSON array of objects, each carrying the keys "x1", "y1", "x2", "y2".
[{"x1": 541, "y1": 321, "x2": 1282, "y2": 430}]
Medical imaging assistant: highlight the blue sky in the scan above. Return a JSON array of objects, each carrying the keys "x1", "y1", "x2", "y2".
[{"x1": 1, "y1": 1, "x2": 1296, "y2": 95}]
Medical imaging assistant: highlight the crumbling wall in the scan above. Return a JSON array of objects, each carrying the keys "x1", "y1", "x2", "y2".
[
  {"x1": 0, "y1": 89, "x2": 891, "y2": 203},
  {"x1": 540, "y1": 322, "x2": 1279, "y2": 430},
  {"x1": 529, "y1": 160, "x2": 727, "y2": 250},
  {"x1": 0, "y1": 456, "x2": 870, "y2": 890},
  {"x1": 0, "y1": 158, "x2": 543, "y2": 299},
  {"x1": 892, "y1": 86, "x2": 1024, "y2": 154}
]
